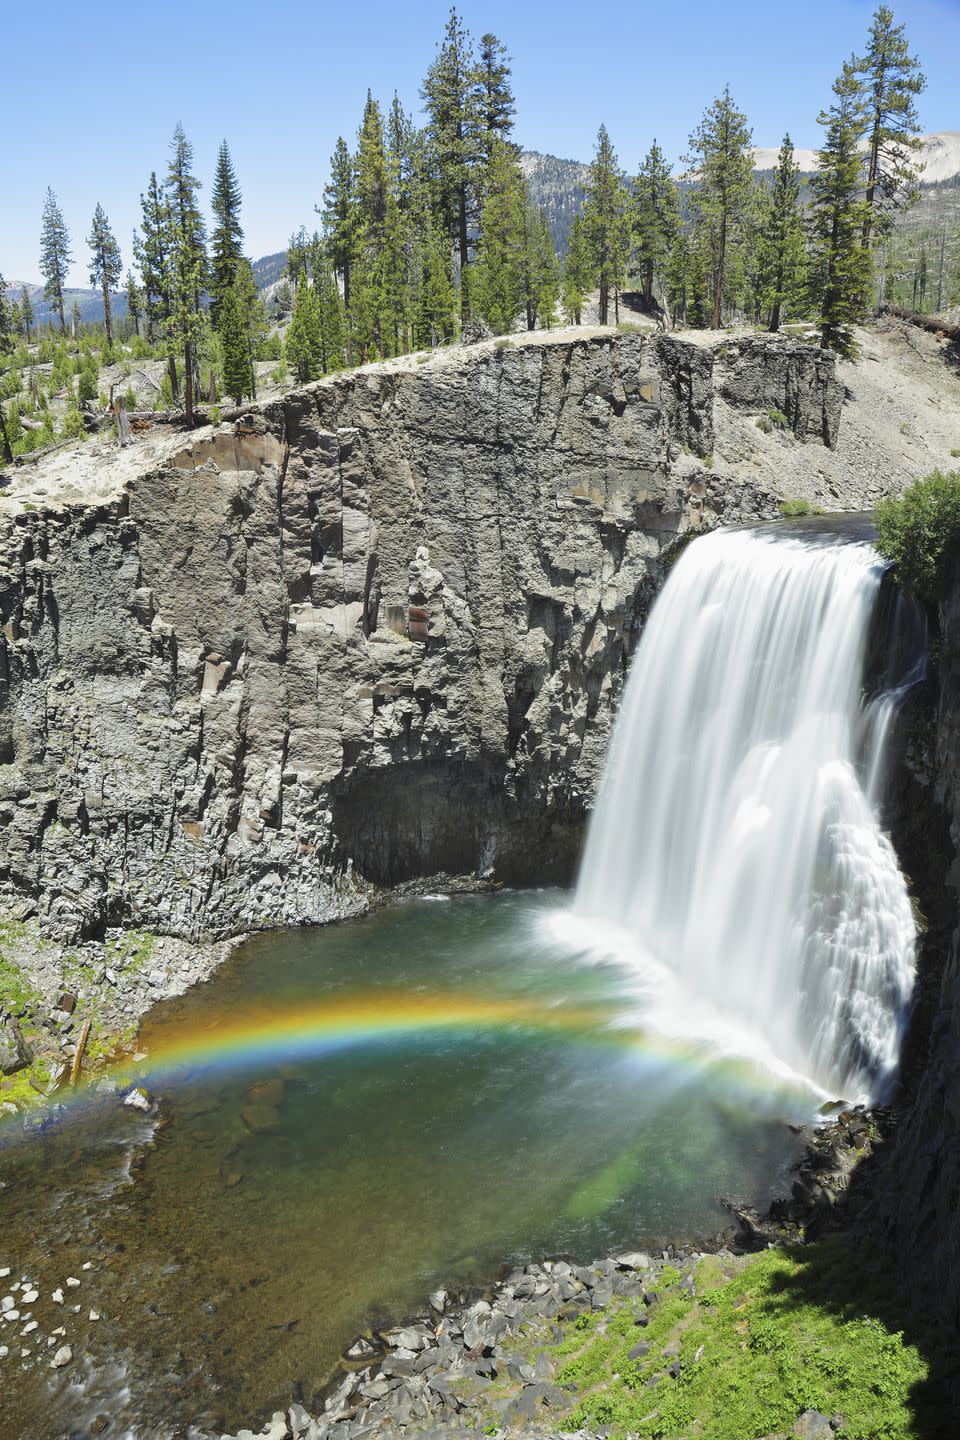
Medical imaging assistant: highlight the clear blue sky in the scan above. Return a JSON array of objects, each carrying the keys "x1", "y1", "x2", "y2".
[{"x1": 2, "y1": 0, "x2": 958, "y2": 288}]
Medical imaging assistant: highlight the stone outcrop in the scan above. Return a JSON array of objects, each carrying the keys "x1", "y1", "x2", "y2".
[{"x1": 0, "y1": 330, "x2": 839, "y2": 941}]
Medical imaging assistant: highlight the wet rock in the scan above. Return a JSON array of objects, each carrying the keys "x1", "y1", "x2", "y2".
[{"x1": 50, "y1": 1343, "x2": 72, "y2": 1368}]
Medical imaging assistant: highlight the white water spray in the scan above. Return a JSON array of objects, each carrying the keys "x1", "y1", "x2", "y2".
[{"x1": 574, "y1": 525, "x2": 922, "y2": 1102}]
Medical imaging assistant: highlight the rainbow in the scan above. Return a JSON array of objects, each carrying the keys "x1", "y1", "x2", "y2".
[{"x1": 0, "y1": 986, "x2": 826, "y2": 1138}]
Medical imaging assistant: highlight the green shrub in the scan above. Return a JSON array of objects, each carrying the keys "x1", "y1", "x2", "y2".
[
  {"x1": 767, "y1": 407, "x2": 790, "y2": 429},
  {"x1": 950, "y1": 447, "x2": 960, "y2": 459},
  {"x1": 124, "y1": 386, "x2": 137, "y2": 410},
  {"x1": 780, "y1": 498, "x2": 826, "y2": 517},
  {"x1": 875, "y1": 469, "x2": 960, "y2": 603},
  {"x1": 756, "y1": 415, "x2": 773, "y2": 433}
]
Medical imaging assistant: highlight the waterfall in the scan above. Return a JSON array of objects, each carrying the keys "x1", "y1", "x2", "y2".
[{"x1": 574, "y1": 525, "x2": 924, "y2": 1103}]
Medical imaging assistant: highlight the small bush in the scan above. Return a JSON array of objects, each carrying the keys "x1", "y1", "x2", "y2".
[
  {"x1": 780, "y1": 498, "x2": 826, "y2": 517},
  {"x1": 950, "y1": 447, "x2": 960, "y2": 459},
  {"x1": 124, "y1": 386, "x2": 137, "y2": 410},
  {"x1": 875, "y1": 469, "x2": 960, "y2": 603},
  {"x1": 767, "y1": 407, "x2": 790, "y2": 429},
  {"x1": 756, "y1": 415, "x2": 773, "y2": 433}
]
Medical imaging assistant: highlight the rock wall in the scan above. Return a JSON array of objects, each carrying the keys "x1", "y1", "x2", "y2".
[{"x1": 0, "y1": 331, "x2": 838, "y2": 941}]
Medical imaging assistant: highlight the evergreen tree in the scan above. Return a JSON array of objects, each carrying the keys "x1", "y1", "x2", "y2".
[
  {"x1": 314, "y1": 247, "x2": 346, "y2": 371},
  {"x1": 322, "y1": 138, "x2": 357, "y2": 315},
  {"x1": 20, "y1": 287, "x2": 33, "y2": 343},
  {"x1": 39, "y1": 188, "x2": 71, "y2": 335},
  {"x1": 685, "y1": 87, "x2": 754, "y2": 328},
  {"x1": 0, "y1": 275, "x2": 12, "y2": 462},
  {"x1": 87, "y1": 203, "x2": 123, "y2": 345},
  {"x1": 286, "y1": 226, "x2": 310, "y2": 289},
  {"x1": 422, "y1": 7, "x2": 481, "y2": 322},
  {"x1": 521, "y1": 201, "x2": 559, "y2": 330},
  {"x1": 473, "y1": 138, "x2": 526, "y2": 333},
  {"x1": 760, "y1": 135, "x2": 808, "y2": 331},
  {"x1": 583, "y1": 125, "x2": 629, "y2": 325},
  {"x1": 854, "y1": 5, "x2": 926, "y2": 248},
  {"x1": 286, "y1": 276, "x2": 324, "y2": 381},
  {"x1": 70, "y1": 299, "x2": 81, "y2": 339},
  {"x1": 134, "y1": 172, "x2": 178, "y2": 395},
  {"x1": 416, "y1": 211, "x2": 455, "y2": 347},
  {"x1": 210, "y1": 140, "x2": 245, "y2": 326},
  {"x1": 476, "y1": 32, "x2": 516, "y2": 168},
  {"x1": 562, "y1": 214, "x2": 592, "y2": 324},
  {"x1": 165, "y1": 123, "x2": 207, "y2": 426},
  {"x1": 633, "y1": 142, "x2": 679, "y2": 312},
  {"x1": 809, "y1": 63, "x2": 874, "y2": 358},
  {"x1": 10, "y1": 301, "x2": 22, "y2": 339},
  {"x1": 234, "y1": 257, "x2": 268, "y2": 398},
  {"x1": 125, "y1": 272, "x2": 143, "y2": 337},
  {"x1": 219, "y1": 281, "x2": 251, "y2": 403}
]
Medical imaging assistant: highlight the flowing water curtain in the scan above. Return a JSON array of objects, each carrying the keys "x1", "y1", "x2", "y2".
[{"x1": 575, "y1": 527, "x2": 920, "y2": 1102}]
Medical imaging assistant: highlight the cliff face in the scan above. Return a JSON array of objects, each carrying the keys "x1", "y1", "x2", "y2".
[
  {"x1": 0, "y1": 330, "x2": 838, "y2": 941},
  {"x1": 869, "y1": 578, "x2": 960, "y2": 1329}
]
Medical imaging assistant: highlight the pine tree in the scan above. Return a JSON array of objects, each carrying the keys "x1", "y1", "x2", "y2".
[
  {"x1": 562, "y1": 214, "x2": 592, "y2": 324},
  {"x1": 234, "y1": 257, "x2": 268, "y2": 398},
  {"x1": 633, "y1": 142, "x2": 679, "y2": 312},
  {"x1": 219, "y1": 281, "x2": 251, "y2": 403},
  {"x1": 521, "y1": 201, "x2": 559, "y2": 330},
  {"x1": 322, "y1": 138, "x2": 357, "y2": 315},
  {"x1": 286, "y1": 276, "x2": 324, "y2": 381},
  {"x1": 685, "y1": 88, "x2": 754, "y2": 328},
  {"x1": 760, "y1": 135, "x2": 808, "y2": 331},
  {"x1": 583, "y1": 125, "x2": 629, "y2": 326},
  {"x1": 134, "y1": 171, "x2": 178, "y2": 396},
  {"x1": 165, "y1": 123, "x2": 207, "y2": 426},
  {"x1": 473, "y1": 138, "x2": 526, "y2": 334},
  {"x1": 210, "y1": 140, "x2": 244, "y2": 327},
  {"x1": 70, "y1": 300, "x2": 81, "y2": 339},
  {"x1": 475, "y1": 32, "x2": 516, "y2": 168},
  {"x1": 809, "y1": 63, "x2": 874, "y2": 358},
  {"x1": 422, "y1": 7, "x2": 481, "y2": 322},
  {"x1": 87, "y1": 204, "x2": 122, "y2": 346},
  {"x1": 854, "y1": 5, "x2": 926, "y2": 249},
  {"x1": 39, "y1": 188, "x2": 71, "y2": 335},
  {"x1": 0, "y1": 275, "x2": 12, "y2": 461},
  {"x1": 416, "y1": 212, "x2": 455, "y2": 347},
  {"x1": 125, "y1": 272, "x2": 143, "y2": 337},
  {"x1": 314, "y1": 247, "x2": 346, "y2": 372},
  {"x1": 10, "y1": 301, "x2": 22, "y2": 339},
  {"x1": 20, "y1": 287, "x2": 33, "y2": 343}
]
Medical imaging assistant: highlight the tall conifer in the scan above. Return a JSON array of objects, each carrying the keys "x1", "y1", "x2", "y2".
[
  {"x1": 854, "y1": 5, "x2": 926, "y2": 248},
  {"x1": 422, "y1": 7, "x2": 481, "y2": 322},
  {"x1": 809, "y1": 64, "x2": 874, "y2": 358},
  {"x1": 165, "y1": 123, "x2": 207, "y2": 426},
  {"x1": 210, "y1": 140, "x2": 244, "y2": 326},
  {"x1": 633, "y1": 142, "x2": 679, "y2": 312},
  {"x1": 583, "y1": 125, "x2": 629, "y2": 326},
  {"x1": 685, "y1": 88, "x2": 754, "y2": 328},
  {"x1": 87, "y1": 204, "x2": 123, "y2": 345},
  {"x1": 39, "y1": 189, "x2": 71, "y2": 335},
  {"x1": 760, "y1": 136, "x2": 807, "y2": 331}
]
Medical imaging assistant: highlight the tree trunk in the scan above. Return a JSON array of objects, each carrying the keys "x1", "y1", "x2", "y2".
[
  {"x1": 644, "y1": 260, "x2": 654, "y2": 308},
  {"x1": 184, "y1": 341, "x2": 194, "y2": 428},
  {"x1": 102, "y1": 278, "x2": 113, "y2": 347},
  {"x1": 0, "y1": 407, "x2": 12, "y2": 464},
  {"x1": 712, "y1": 217, "x2": 726, "y2": 329},
  {"x1": 458, "y1": 184, "x2": 469, "y2": 324},
  {"x1": 58, "y1": 297, "x2": 66, "y2": 335},
  {"x1": 249, "y1": 343, "x2": 257, "y2": 402},
  {"x1": 876, "y1": 302, "x2": 960, "y2": 340},
  {"x1": 168, "y1": 352, "x2": 180, "y2": 403}
]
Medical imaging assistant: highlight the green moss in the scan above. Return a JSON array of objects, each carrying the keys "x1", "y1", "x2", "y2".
[
  {"x1": 0, "y1": 947, "x2": 41, "y2": 1014},
  {"x1": 554, "y1": 1243, "x2": 928, "y2": 1440}
]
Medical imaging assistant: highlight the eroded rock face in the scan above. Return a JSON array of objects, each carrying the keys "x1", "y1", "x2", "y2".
[{"x1": 0, "y1": 331, "x2": 835, "y2": 940}]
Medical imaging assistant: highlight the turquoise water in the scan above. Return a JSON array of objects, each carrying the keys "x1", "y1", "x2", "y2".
[{"x1": 0, "y1": 892, "x2": 807, "y2": 1437}]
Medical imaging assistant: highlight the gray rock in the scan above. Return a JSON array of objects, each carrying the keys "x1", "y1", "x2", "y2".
[
  {"x1": 0, "y1": 1022, "x2": 30, "y2": 1076},
  {"x1": 794, "y1": 1411, "x2": 835, "y2": 1440}
]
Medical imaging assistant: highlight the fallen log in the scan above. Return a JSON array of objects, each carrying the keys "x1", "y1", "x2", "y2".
[{"x1": 876, "y1": 302, "x2": 960, "y2": 342}]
